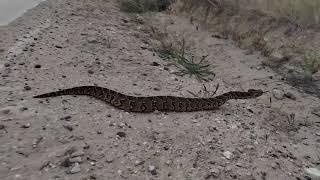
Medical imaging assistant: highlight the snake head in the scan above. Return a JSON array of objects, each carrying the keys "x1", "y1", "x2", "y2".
[{"x1": 247, "y1": 89, "x2": 264, "y2": 97}]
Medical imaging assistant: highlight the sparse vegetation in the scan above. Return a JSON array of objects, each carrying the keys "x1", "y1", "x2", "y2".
[
  {"x1": 154, "y1": 35, "x2": 215, "y2": 82},
  {"x1": 301, "y1": 52, "x2": 320, "y2": 80},
  {"x1": 187, "y1": 84, "x2": 219, "y2": 98},
  {"x1": 172, "y1": 51, "x2": 215, "y2": 82},
  {"x1": 119, "y1": 0, "x2": 173, "y2": 13}
]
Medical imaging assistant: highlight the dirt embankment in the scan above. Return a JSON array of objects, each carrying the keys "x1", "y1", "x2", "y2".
[
  {"x1": 0, "y1": 0, "x2": 320, "y2": 180},
  {"x1": 172, "y1": 0, "x2": 320, "y2": 98}
]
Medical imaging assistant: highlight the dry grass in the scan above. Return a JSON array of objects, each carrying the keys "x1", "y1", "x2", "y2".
[
  {"x1": 119, "y1": 0, "x2": 173, "y2": 13},
  {"x1": 150, "y1": 26, "x2": 215, "y2": 82},
  {"x1": 301, "y1": 52, "x2": 320, "y2": 80}
]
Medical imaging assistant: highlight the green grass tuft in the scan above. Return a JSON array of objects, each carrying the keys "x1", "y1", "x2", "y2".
[
  {"x1": 167, "y1": 39, "x2": 215, "y2": 82},
  {"x1": 301, "y1": 52, "x2": 320, "y2": 79}
]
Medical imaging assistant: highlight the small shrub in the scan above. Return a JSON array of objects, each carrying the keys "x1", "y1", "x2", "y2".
[
  {"x1": 119, "y1": 0, "x2": 173, "y2": 13},
  {"x1": 160, "y1": 39, "x2": 215, "y2": 82},
  {"x1": 301, "y1": 52, "x2": 320, "y2": 79}
]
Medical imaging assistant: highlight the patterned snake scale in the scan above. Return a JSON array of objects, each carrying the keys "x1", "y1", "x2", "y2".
[{"x1": 34, "y1": 86, "x2": 263, "y2": 113}]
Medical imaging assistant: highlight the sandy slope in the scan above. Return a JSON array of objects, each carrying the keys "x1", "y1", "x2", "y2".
[{"x1": 0, "y1": 0, "x2": 319, "y2": 179}]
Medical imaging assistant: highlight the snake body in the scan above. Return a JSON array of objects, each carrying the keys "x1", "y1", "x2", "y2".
[{"x1": 34, "y1": 86, "x2": 263, "y2": 113}]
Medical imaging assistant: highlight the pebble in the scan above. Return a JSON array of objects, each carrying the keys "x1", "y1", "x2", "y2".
[
  {"x1": 284, "y1": 91, "x2": 296, "y2": 100},
  {"x1": 134, "y1": 160, "x2": 144, "y2": 166},
  {"x1": 19, "y1": 107, "x2": 28, "y2": 111},
  {"x1": 21, "y1": 123, "x2": 31, "y2": 128},
  {"x1": 63, "y1": 124, "x2": 74, "y2": 131},
  {"x1": 148, "y1": 165, "x2": 157, "y2": 175},
  {"x1": 105, "y1": 156, "x2": 113, "y2": 163},
  {"x1": 87, "y1": 37, "x2": 98, "y2": 43},
  {"x1": 69, "y1": 162, "x2": 81, "y2": 174},
  {"x1": 60, "y1": 115, "x2": 72, "y2": 121},
  {"x1": 207, "y1": 168, "x2": 220, "y2": 178},
  {"x1": 54, "y1": 45, "x2": 63, "y2": 49},
  {"x1": 165, "y1": 160, "x2": 172, "y2": 166},
  {"x1": 34, "y1": 64, "x2": 41, "y2": 68},
  {"x1": 272, "y1": 89, "x2": 284, "y2": 100},
  {"x1": 116, "y1": 131, "x2": 126, "y2": 137},
  {"x1": 118, "y1": 122, "x2": 126, "y2": 128},
  {"x1": 151, "y1": 62, "x2": 160, "y2": 66},
  {"x1": 24, "y1": 86, "x2": 32, "y2": 91},
  {"x1": 223, "y1": 151, "x2": 232, "y2": 160}
]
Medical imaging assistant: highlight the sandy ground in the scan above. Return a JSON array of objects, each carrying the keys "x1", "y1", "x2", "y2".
[{"x1": 0, "y1": 0, "x2": 320, "y2": 180}]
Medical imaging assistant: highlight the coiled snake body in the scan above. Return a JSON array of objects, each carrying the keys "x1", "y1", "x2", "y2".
[{"x1": 34, "y1": 86, "x2": 263, "y2": 113}]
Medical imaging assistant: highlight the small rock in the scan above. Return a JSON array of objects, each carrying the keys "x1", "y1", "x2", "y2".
[
  {"x1": 60, "y1": 115, "x2": 72, "y2": 121},
  {"x1": 206, "y1": 168, "x2": 220, "y2": 178},
  {"x1": 0, "y1": 124, "x2": 5, "y2": 130},
  {"x1": 54, "y1": 45, "x2": 63, "y2": 49},
  {"x1": 19, "y1": 107, "x2": 28, "y2": 111},
  {"x1": 118, "y1": 122, "x2": 126, "y2": 128},
  {"x1": 272, "y1": 89, "x2": 285, "y2": 100},
  {"x1": 32, "y1": 136, "x2": 43, "y2": 148},
  {"x1": 225, "y1": 165, "x2": 232, "y2": 171},
  {"x1": 270, "y1": 50, "x2": 284, "y2": 61},
  {"x1": 69, "y1": 162, "x2": 81, "y2": 174},
  {"x1": 109, "y1": 122, "x2": 116, "y2": 126},
  {"x1": 105, "y1": 156, "x2": 113, "y2": 163},
  {"x1": 165, "y1": 160, "x2": 172, "y2": 166},
  {"x1": 34, "y1": 64, "x2": 41, "y2": 68},
  {"x1": 151, "y1": 62, "x2": 160, "y2": 66},
  {"x1": 21, "y1": 123, "x2": 31, "y2": 128},
  {"x1": 24, "y1": 86, "x2": 32, "y2": 91},
  {"x1": 148, "y1": 165, "x2": 157, "y2": 175},
  {"x1": 69, "y1": 157, "x2": 82, "y2": 163},
  {"x1": 87, "y1": 70, "x2": 94, "y2": 74},
  {"x1": 134, "y1": 160, "x2": 145, "y2": 166},
  {"x1": 87, "y1": 37, "x2": 98, "y2": 43},
  {"x1": 116, "y1": 131, "x2": 126, "y2": 138},
  {"x1": 223, "y1": 151, "x2": 232, "y2": 160},
  {"x1": 284, "y1": 91, "x2": 296, "y2": 100},
  {"x1": 63, "y1": 124, "x2": 73, "y2": 131},
  {"x1": 4, "y1": 63, "x2": 10, "y2": 67}
]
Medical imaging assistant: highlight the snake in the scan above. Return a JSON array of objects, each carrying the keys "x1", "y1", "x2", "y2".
[{"x1": 34, "y1": 86, "x2": 263, "y2": 113}]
